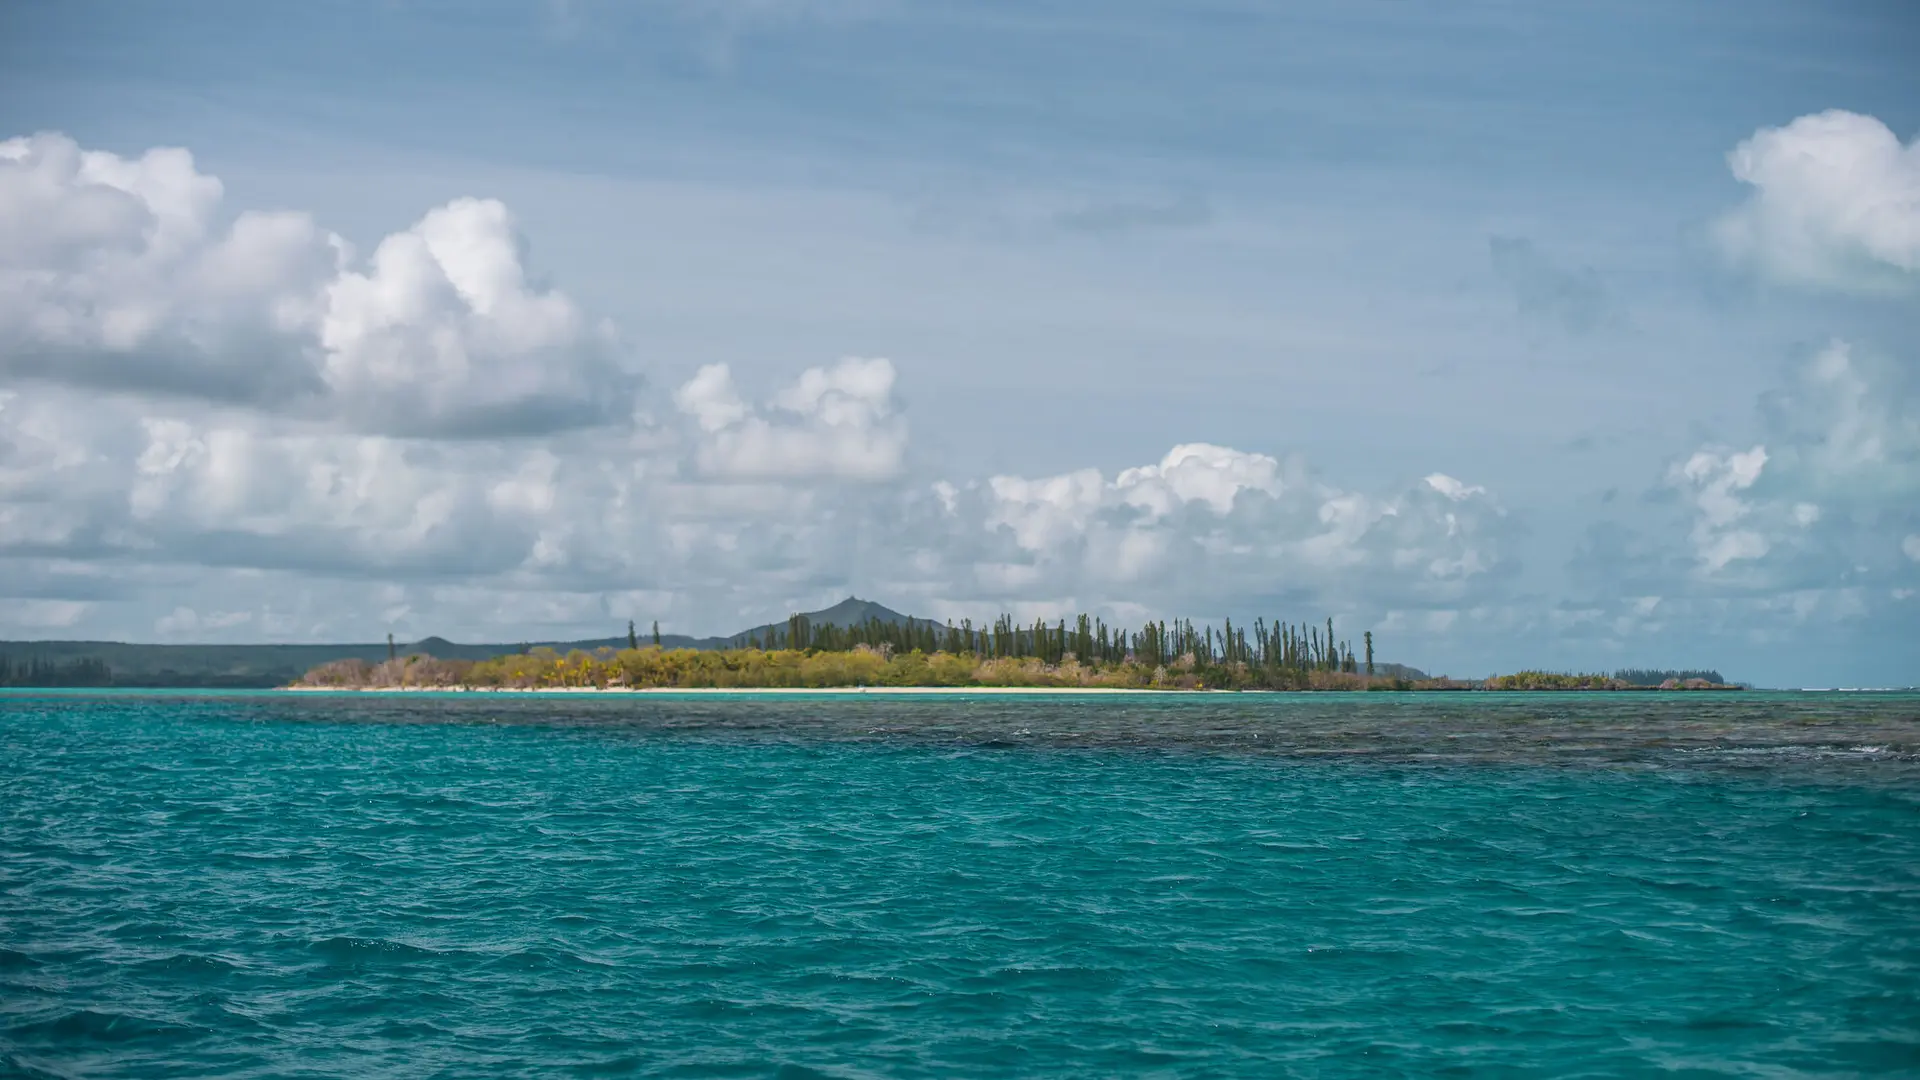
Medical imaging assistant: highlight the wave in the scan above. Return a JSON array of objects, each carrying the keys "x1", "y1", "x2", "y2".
[
  {"x1": 129, "y1": 953, "x2": 242, "y2": 976},
  {"x1": 6, "y1": 690, "x2": 1917, "y2": 1077},
  {"x1": 0, "y1": 947, "x2": 43, "y2": 972},
  {"x1": 3, "y1": 1009, "x2": 205, "y2": 1045},
  {"x1": 306, "y1": 936, "x2": 447, "y2": 968}
]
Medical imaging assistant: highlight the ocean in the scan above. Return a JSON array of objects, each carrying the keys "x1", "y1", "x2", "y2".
[{"x1": 4, "y1": 690, "x2": 1917, "y2": 1077}]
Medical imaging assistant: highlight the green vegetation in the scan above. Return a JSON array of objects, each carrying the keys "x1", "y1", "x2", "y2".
[
  {"x1": 297, "y1": 649, "x2": 1746, "y2": 693},
  {"x1": 0, "y1": 597, "x2": 1742, "y2": 692},
  {"x1": 1613, "y1": 668, "x2": 1727, "y2": 687},
  {"x1": 295, "y1": 612, "x2": 1739, "y2": 693},
  {"x1": 301, "y1": 611, "x2": 1393, "y2": 690},
  {"x1": 0, "y1": 654, "x2": 113, "y2": 687},
  {"x1": 1482, "y1": 671, "x2": 1740, "y2": 691}
]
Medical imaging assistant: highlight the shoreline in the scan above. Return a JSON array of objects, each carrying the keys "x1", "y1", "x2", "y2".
[
  {"x1": 283, "y1": 685, "x2": 1178, "y2": 695},
  {"x1": 277, "y1": 684, "x2": 1752, "y2": 695}
]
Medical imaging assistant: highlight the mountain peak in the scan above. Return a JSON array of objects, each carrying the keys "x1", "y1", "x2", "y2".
[{"x1": 806, "y1": 597, "x2": 910, "y2": 626}]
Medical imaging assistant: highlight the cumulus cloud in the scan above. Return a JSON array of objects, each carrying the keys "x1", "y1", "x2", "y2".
[
  {"x1": 1114, "y1": 443, "x2": 1282, "y2": 516},
  {"x1": 0, "y1": 132, "x2": 631, "y2": 435},
  {"x1": 675, "y1": 357, "x2": 907, "y2": 481},
  {"x1": 0, "y1": 392, "x2": 551, "y2": 579},
  {"x1": 126, "y1": 418, "x2": 542, "y2": 574},
  {"x1": 319, "y1": 197, "x2": 627, "y2": 436},
  {"x1": 1714, "y1": 110, "x2": 1920, "y2": 292},
  {"x1": 1664, "y1": 341, "x2": 1918, "y2": 591},
  {"x1": 933, "y1": 444, "x2": 1514, "y2": 614},
  {"x1": 0, "y1": 388, "x2": 138, "y2": 552},
  {"x1": 0, "y1": 353, "x2": 1521, "y2": 644},
  {"x1": 11, "y1": 130, "x2": 1909, "y2": 672},
  {"x1": 0, "y1": 365, "x2": 906, "y2": 610},
  {"x1": 1669, "y1": 445, "x2": 1770, "y2": 573},
  {"x1": 0, "y1": 133, "x2": 335, "y2": 402},
  {"x1": 1558, "y1": 339, "x2": 1918, "y2": 678},
  {"x1": 1756, "y1": 341, "x2": 1919, "y2": 495}
]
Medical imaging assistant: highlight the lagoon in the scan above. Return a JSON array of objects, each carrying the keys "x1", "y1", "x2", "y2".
[{"x1": 4, "y1": 691, "x2": 1917, "y2": 1076}]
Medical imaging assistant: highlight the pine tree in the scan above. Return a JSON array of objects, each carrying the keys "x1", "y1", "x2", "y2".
[
  {"x1": 651, "y1": 621, "x2": 661, "y2": 647},
  {"x1": 1364, "y1": 631, "x2": 1374, "y2": 676},
  {"x1": 628, "y1": 620, "x2": 639, "y2": 650}
]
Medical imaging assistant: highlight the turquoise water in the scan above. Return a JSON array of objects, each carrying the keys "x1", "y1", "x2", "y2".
[{"x1": 4, "y1": 692, "x2": 1918, "y2": 1077}]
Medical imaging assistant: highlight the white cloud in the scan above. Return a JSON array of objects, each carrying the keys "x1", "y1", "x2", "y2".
[
  {"x1": 1424, "y1": 473, "x2": 1486, "y2": 502},
  {"x1": 0, "y1": 132, "x2": 335, "y2": 401},
  {"x1": 0, "y1": 385, "x2": 561, "y2": 580},
  {"x1": 0, "y1": 132, "x2": 631, "y2": 435},
  {"x1": 0, "y1": 364, "x2": 907, "y2": 606},
  {"x1": 1767, "y1": 341, "x2": 1915, "y2": 489},
  {"x1": 145, "y1": 435, "x2": 560, "y2": 589},
  {"x1": 0, "y1": 354, "x2": 1524, "y2": 644},
  {"x1": 676, "y1": 357, "x2": 906, "y2": 481},
  {"x1": 1665, "y1": 341, "x2": 1919, "y2": 589},
  {"x1": 155, "y1": 606, "x2": 252, "y2": 636},
  {"x1": 1114, "y1": 443, "x2": 1282, "y2": 516},
  {"x1": 948, "y1": 446, "x2": 1512, "y2": 610},
  {"x1": 986, "y1": 468, "x2": 1106, "y2": 551},
  {"x1": 1561, "y1": 340, "x2": 1919, "y2": 679},
  {"x1": 674, "y1": 363, "x2": 751, "y2": 432},
  {"x1": 1714, "y1": 110, "x2": 1920, "y2": 292},
  {"x1": 0, "y1": 388, "x2": 137, "y2": 550},
  {"x1": 1670, "y1": 444, "x2": 1769, "y2": 573},
  {"x1": 319, "y1": 197, "x2": 627, "y2": 436},
  {"x1": 3, "y1": 127, "x2": 1910, "y2": 677}
]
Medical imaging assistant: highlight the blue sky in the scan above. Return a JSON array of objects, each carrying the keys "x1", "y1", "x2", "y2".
[{"x1": 0, "y1": 0, "x2": 1915, "y2": 685}]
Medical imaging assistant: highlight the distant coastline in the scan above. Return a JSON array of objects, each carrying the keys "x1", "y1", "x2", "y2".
[
  {"x1": 289, "y1": 643, "x2": 1745, "y2": 694},
  {"x1": 280, "y1": 683, "x2": 1745, "y2": 695},
  {"x1": 288, "y1": 603, "x2": 1746, "y2": 693},
  {"x1": 282, "y1": 684, "x2": 1172, "y2": 695},
  {"x1": 2, "y1": 597, "x2": 1744, "y2": 692}
]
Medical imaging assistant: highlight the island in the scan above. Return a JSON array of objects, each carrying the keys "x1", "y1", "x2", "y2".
[{"x1": 288, "y1": 602, "x2": 1743, "y2": 692}]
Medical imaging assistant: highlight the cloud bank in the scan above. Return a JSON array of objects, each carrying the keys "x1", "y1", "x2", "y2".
[
  {"x1": 0, "y1": 124, "x2": 1914, "y2": 684},
  {"x1": 0, "y1": 133, "x2": 631, "y2": 435}
]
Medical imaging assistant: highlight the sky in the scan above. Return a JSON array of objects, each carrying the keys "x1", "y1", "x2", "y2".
[{"x1": 0, "y1": 0, "x2": 1915, "y2": 686}]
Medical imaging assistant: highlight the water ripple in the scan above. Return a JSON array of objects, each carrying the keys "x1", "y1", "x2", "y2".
[{"x1": 2, "y1": 691, "x2": 1917, "y2": 1076}]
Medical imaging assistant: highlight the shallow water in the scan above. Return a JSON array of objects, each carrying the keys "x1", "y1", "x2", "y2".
[{"x1": 4, "y1": 691, "x2": 1918, "y2": 1077}]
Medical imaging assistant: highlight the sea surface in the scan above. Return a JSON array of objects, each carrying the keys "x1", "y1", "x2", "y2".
[{"x1": 4, "y1": 690, "x2": 1918, "y2": 1078}]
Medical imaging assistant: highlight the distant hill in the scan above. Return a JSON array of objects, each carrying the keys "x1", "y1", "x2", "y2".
[
  {"x1": 0, "y1": 597, "x2": 928, "y2": 688},
  {"x1": 0, "y1": 597, "x2": 1428, "y2": 688},
  {"x1": 717, "y1": 596, "x2": 942, "y2": 648}
]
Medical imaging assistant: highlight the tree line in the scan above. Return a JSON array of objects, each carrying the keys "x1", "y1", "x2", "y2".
[
  {"x1": 303, "y1": 609, "x2": 1400, "y2": 691},
  {"x1": 0, "y1": 655, "x2": 113, "y2": 687},
  {"x1": 298, "y1": 613, "x2": 1744, "y2": 691},
  {"x1": 1613, "y1": 668, "x2": 1726, "y2": 687},
  {"x1": 730, "y1": 611, "x2": 1376, "y2": 676}
]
